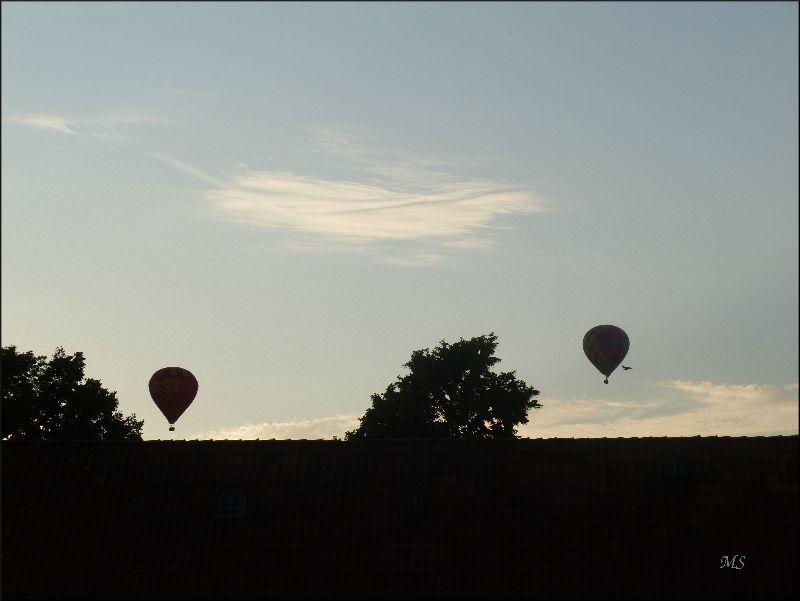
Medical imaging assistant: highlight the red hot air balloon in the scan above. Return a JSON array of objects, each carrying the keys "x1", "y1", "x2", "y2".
[
  {"x1": 583, "y1": 325, "x2": 629, "y2": 384},
  {"x1": 149, "y1": 367, "x2": 198, "y2": 431}
]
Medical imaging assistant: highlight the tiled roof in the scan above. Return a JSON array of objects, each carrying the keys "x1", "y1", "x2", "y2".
[{"x1": 2, "y1": 436, "x2": 797, "y2": 600}]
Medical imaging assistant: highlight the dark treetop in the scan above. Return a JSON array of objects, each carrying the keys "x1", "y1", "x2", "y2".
[
  {"x1": 345, "y1": 333, "x2": 541, "y2": 440},
  {"x1": 1, "y1": 345, "x2": 143, "y2": 441}
]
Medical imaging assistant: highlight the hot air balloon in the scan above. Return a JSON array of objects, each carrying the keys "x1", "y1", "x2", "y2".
[
  {"x1": 149, "y1": 367, "x2": 198, "y2": 431},
  {"x1": 583, "y1": 325, "x2": 629, "y2": 384}
]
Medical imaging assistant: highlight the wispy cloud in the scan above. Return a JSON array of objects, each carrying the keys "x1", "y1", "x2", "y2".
[
  {"x1": 657, "y1": 380, "x2": 797, "y2": 405},
  {"x1": 180, "y1": 127, "x2": 553, "y2": 264},
  {"x1": 11, "y1": 114, "x2": 541, "y2": 264},
  {"x1": 440, "y1": 237, "x2": 498, "y2": 251},
  {"x1": 188, "y1": 415, "x2": 360, "y2": 440},
  {"x1": 6, "y1": 110, "x2": 171, "y2": 136},
  {"x1": 520, "y1": 380, "x2": 799, "y2": 438},
  {"x1": 92, "y1": 110, "x2": 172, "y2": 126},
  {"x1": 308, "y1": 127, "x2": 459, "y2": 189},
  {"x1": 208, "y1": 172, "x2": 542, "y2": 242},
  {"x1": 148, "y1": 152, "x2": 226, "y2": 187},
  {"x1": 380, "y1": 252, "x2": 446, "y2": 267},
  {"x1": 6, "y1": 113, "x2": 77, "y2": 134}
]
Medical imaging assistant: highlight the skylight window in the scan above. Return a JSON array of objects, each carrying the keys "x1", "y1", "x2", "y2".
[
  {"x1": 407, "y1": 493, "x2": 425, "y2": 515},
  {"x1": 217, "y1": 490, "x2": 246, "y2": 518}
]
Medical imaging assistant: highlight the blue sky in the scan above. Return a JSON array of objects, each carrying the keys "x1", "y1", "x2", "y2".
[{"x1": 2, "y1": 2, "x2": 797, "y2": 439}]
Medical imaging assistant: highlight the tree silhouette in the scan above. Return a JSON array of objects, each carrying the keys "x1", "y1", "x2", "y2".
[
  {"x1": 1, "y1": 345, "x2": 143, "y2": 440},
  {"x1": 345, "y1": 333, "x2": 540, "y2": 440}
]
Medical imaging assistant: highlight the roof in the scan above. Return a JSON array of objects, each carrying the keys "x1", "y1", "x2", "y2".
[{"x1": 2, "y1": 436, "x2": 798, "y2": 600}]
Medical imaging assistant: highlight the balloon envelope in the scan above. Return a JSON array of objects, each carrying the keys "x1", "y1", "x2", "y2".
[
  {"x1": 149, "y1": 367, "x2": 198, "y2": 425},
  {"x1": 583, "y1": 325, "x2": 629, "y2": 380}
]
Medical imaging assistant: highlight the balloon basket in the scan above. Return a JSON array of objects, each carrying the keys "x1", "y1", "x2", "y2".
[
  {"x1": 169, "y1": 426, "x2": 175, "y2": 432},
  {"x1": 604, "y1": 379, "x2": 608, "y2": 384}
]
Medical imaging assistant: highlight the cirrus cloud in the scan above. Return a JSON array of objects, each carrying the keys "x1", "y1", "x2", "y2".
[
  {"x1": 194, "y1": 128, "x2": 552, "y2": 263},
  {"x1": 6, "y1": 113, "x2": 77, "y2": 134},
  {"x1": 208, "y1": 171, "x2": 543, "y2": 243},
  {"x1": 5, "y1": 110, "x2": 172, "y2": 136}
]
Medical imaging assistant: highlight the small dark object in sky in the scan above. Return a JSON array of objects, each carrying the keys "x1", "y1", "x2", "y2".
[
  {"x1": 149, "y1": 367, "x2": 198, "y2": 432},
  {"x1": 622, "y1": 366, "x2": 633, "y2": 370},
  {"x1": 583, "y1": 325, "x2": 629, "y2": 383}
]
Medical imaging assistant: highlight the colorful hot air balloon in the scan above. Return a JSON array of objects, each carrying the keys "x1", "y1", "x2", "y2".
[
  {"x1": 149, "y1": 367, "x2": 198, "y2": 431},
  {"x1": 583, "y1": 325, "x2": 629, "y2": 384}
]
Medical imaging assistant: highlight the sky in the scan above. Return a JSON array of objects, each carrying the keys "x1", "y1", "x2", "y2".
[{"x1": 2, "y1": 2, "x2": 797, "y2": 440}]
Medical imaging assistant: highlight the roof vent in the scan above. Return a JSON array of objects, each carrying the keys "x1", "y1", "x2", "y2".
[
  {"x1": 407, "y1": 494, "x2": 425, "y2": 515},
  {"x1": 663, "y1": 459, "x2": 689, "y2": 480},
  {"x1": 217, "y1": 490, "x2": 246, "y2": 518}
]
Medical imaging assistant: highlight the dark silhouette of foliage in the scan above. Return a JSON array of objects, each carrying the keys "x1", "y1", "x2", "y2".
[
  {"x1": 1, "y1": 345, "x2": 143, "y2": 440},
  {"x1": 345, "y1": 333, "x2": 540, "y2": 440}
]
